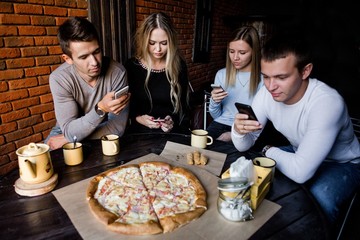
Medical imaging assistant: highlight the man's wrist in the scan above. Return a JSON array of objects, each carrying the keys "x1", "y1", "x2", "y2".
[
  {"x1": 95, "y1": 103, "x2": 106, "y2": 117},
  {"x1": 262, "y1": 145, "x2": 273, "y2": 156}
]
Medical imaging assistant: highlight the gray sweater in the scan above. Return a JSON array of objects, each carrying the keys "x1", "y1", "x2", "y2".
[{"x1": 49, "y1": 57, "x2": 128, "y2": 142}]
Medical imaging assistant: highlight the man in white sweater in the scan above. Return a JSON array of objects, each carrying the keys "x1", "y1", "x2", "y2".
[
  {"x1": 45, "y1": 17, "x2": 130, "y2": 150},
  {"x1": 231, "y1": 32, "x2": 360, "y2": 227}
]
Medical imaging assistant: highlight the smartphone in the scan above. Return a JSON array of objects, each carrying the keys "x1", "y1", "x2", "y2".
[
  {"x1": 153, "y1": 119, "x2": 165, "y2": 122},
  {"x1": 235, "y1": 102, "x2": 258, "y2": 121},
  {"x1": 211, "y1": 84, "x2": 224, "y2": 91},
  {"x1": 114, "y1": 86, "x2": 129, "y2": 99}
]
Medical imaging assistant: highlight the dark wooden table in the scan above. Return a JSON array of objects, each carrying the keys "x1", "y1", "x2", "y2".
[{"x1": 0, "y1": 133, "x2": 330, "y2": 240}]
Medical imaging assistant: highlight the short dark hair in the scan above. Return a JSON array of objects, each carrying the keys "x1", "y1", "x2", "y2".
[
  {"x1": 57, "y1": 17, "x2": 100, "y2": 57},
  {"x1": 261, "y1": 32, "x2": 312, "y2": 72}
]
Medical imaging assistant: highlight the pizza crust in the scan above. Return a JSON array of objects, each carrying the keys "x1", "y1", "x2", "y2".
[{"x1": 86, "y1": 161, "x2": 207, "y2": 235}]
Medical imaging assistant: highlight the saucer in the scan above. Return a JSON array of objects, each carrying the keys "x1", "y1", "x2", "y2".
[{"x1": 14, "y1": 173, "x2": 58, "y2": 197}]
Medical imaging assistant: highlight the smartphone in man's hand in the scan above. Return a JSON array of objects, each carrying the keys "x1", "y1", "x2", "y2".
[
  {"x1": 114, "y1": 86, "x2": 129, "y2": 99},
  {"x1": 235, "y1": 102, "x2": 258, "y2": 121}
]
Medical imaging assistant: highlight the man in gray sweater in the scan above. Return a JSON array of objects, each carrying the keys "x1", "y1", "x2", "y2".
[{"x1": 45, "y1": 17, "x2": 130, "y2": 150}]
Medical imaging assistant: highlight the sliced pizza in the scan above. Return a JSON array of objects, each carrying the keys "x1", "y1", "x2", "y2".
[{"x1": 86, "y1": 161, "x2": 207, "y2": 235}]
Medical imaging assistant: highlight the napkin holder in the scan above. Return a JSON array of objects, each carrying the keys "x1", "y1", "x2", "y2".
[{"x1": 221, "y1": 165, "x2": 272, "y2": 210}]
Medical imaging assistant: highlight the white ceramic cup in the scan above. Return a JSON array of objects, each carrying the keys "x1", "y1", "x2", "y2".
[
  {"x1": 62, "y1": 142, "x2": 83, "y2": 166},
  {"x1": 191, "y1": 129, "x2": 213, "y2": 149},
  {"x1": 101, "y1": 134, "x2": 120, "y2": 156},
  {"x1": 252, "y1": 157, "x2": 276, "y2": 180}
]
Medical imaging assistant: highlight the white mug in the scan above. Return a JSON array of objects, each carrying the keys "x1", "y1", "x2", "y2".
[
  {"x1": 191, "y1": 129, "x2": 213, "y2": 149},
  {"x1": 101, "y1": 134, "x2": 120, "y2": 156}
]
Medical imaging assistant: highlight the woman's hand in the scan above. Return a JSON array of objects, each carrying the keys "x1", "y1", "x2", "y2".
[
  {"x1": 211, "y1": 87, "x2": 228, "y2": 103},
  {"x1": 136, "y1": 115, "x2": 161, "y2": 129},
  {"x1": 160, "y1": 115, "x2": 174, "y2": 132}
]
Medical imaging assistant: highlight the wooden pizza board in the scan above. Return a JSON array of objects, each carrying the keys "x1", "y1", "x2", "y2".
[{"x1": 14, "y1": 173, "x2": 58, "y2": 197}]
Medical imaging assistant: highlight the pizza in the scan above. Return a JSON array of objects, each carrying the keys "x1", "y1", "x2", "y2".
[{"x1": 86, "y1": 161, "x2": 207, "y2": 235}]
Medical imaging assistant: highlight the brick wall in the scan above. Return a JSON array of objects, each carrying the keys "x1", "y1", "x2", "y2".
[
  {"x1": 0, "y1": 0, "x2": 88, "y2": 175},
  {"x1": 0, "y1": 0, "x2": 241, "y2": 176}
]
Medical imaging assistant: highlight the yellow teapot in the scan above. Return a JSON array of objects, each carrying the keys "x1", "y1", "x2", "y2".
[{"x1": 16, "y1": 143, "x2": 54, "y2": 184}]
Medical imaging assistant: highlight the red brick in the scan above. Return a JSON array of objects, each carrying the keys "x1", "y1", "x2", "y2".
[
  {"x1": 42, "y1": 111, "x2": 55, "y2": 121},
  {"x1": 12, "y1": 96, "x2": 39, "y2": 110},
  {"x1": 0, "y1": 161, "x2": 18, "y2": 176},
  {"x1": 0, "y1": 48, "x2": 21, "y2": 59},
  {"x1": 33, "y1": 120, "x2": 53, "y2": 133},
  {"x1": 46, "y1": 26, "x2": 59, "y2": 35},
  {"x1": 4, "y1": 37, "x2": 34, "y2": 47},
  {"x1": 34, "y1": 36, "x2": 58, "y2": 45},
  {"x1": 43, "y1": 6, "x2": 67, "y2": 16},
  {"x1": 38, "y1": 75, "x2": 49, "y2": 85},
  {"x1": 0, "y1": 122, "x2": 17, "y2": 135},
  {"x1": 0, "y1": 26, "x2": 18, "y2": 36},
  {"x1": 28, "y1": 85, "x2": 50, "y2": 97},
  {"x1": 77, "y1": 0, "x2": 88, "y2": 9},
  {"x1": 21, "y1": 46, "x2": 48, "y2": 57},
  {"x1": 0, "y1": 69, "x2": 24, "y2": 80},
  {"x1": 24, "y1": 66, "x2": 50, "y2": 77},
  {"x1": 0, "y1": 60, "x2": 5, "y2": 70},
  {"x1": 4, "y1": 126, "x2": 33, "y2": 142},
  {"x1": 0, "y1": 81, "x2": 9, "y2": 91},
  {"x1": 0, "y1": 102, "x2": 12, "y2": 114},
  {"x1": 1, "y1": 108, "x2": 30, "y2": 123},
  {"x1": 0, "y1": 89, "x2": 28, "y2": 104},
  {"x1": 68, "y1": 8, "x2": 87, "y2": 17},
  {"x1": 17, "y1": 115, "x2": 42, "y2": 129},
  {"x1": 14, "y1": 4, "x2": 43, "y2": 15},
  {"x1": 31, "y1": 15, "x2": 56, "y2": 26},
  {"x1": 0, "y1": 154, "x2": 10, "y2": 166},
  {"x1": 0, "y1": 14, "x2": 30, "y2": 25},
  {"x1": 39, "y1": 93, "x2": 53, "y2": 103},
  {"x1": 55, "y1": 0, "x2": 76, "y2": 8},
  {"x1": 47, "y1": 45, "x2": 62, "y2": 55},
  {"x1": 29, "y1": 102, "x2": 53, "y2": 114},
  {"x1": 0, "y1": 2, "x2": 14, "y2": 13},
  {"x1": 8, "y1": 77, "x2": 38, "y2": 90},
  {"x1": 18, "y1": 26, "x2": 46, "y2": 36},
  {"x1": 55, "y1": 17, "x2": 69, "y2": 26},
  {"x1": 28, "y1": 0, "x2": 54, "y2": 6},
  {"x1": 35, "y1": 55, "x2": 61, "y2": 66},
  {"x1": 6, "y1": 58, "x2": 35, "y2": 69}
]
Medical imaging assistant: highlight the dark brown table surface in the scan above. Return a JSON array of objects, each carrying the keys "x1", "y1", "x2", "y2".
[{"x1": 0, "y1": 132, "x2": 330, "y2": 240}]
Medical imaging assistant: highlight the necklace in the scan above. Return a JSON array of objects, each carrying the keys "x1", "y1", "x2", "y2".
[{"x1": 238, "y1": 78, "x2": 249, "y2": 87}]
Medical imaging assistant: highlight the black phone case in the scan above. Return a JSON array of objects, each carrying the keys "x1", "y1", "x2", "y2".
[{"x1": 235, "y1": 102, "x2": 258, "y2": 121}]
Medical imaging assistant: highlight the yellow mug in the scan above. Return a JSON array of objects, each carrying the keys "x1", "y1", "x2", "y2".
[
  {"x1": 63, "y1": 142, "x2": 83, "y2": 166},
  {"x1": 101, "y1": 134, "x2": 120, "y2": 156}
]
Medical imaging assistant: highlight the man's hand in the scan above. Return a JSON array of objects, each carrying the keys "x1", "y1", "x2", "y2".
[
  {"x1": 98, "y1": 92, "x2": 131, "y2": 115},
  {"x1": 234, "y1": 113, "x2": 262, "y2": 134},
  {"x1": 47, "y1": 134, "x2": 69, "y2": 150}
]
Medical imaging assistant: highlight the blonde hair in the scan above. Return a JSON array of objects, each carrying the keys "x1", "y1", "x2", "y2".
[
  {"x1": 225, "y1": 26, "x2": 261, "y2": 96},
  {"x1": 134, "y1": 12, "x2": 184, "y2": 115}
]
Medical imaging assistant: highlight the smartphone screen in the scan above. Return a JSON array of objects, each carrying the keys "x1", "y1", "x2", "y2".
[
  {"x1": 114, "y1": 86, "x2": 129, "y2": 99},
  {"x1": 235, "y1": 102, "x2": 258, "y2": 121}
]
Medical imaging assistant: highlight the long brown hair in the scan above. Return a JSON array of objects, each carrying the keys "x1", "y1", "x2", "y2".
[{"x1": 225, "y1": 26, "x2": 261, "y2": 96}]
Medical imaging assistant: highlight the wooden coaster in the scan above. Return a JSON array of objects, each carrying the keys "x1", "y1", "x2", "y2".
[{"x1": 14, "y1": 173, "x2": 58, "y2": 197}]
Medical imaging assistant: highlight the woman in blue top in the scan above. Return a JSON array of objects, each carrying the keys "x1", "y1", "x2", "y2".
[{"x1": 207, "y1": 26, "x2": 263, "y2": 142}]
